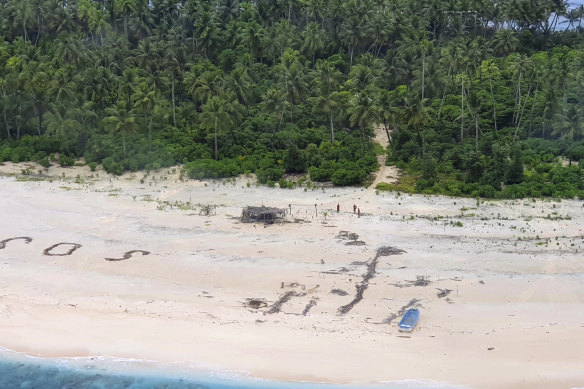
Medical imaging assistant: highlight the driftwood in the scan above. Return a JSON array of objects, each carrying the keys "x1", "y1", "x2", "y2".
[
  {"x1": 241, "y1": 206, "x2": 286, "y2": 224},
  {"x1": 338, "y1": 246, "x2": 405, "y2": 315}
]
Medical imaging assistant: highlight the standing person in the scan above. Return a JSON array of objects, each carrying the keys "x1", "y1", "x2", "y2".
[
  {"x1": 337, "y1": 204, "x2": 340, "y2": 213},
  {"x1": 353, "y1": 204, "x2": 357, "y2": 213},
  {"x1": 358, "y1": 208, "x2": 361, "y2": 218}
]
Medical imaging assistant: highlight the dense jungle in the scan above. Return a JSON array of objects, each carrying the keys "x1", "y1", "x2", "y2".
[{"x1": 1, "y1": 0, "x2": 584, "y2": 197}]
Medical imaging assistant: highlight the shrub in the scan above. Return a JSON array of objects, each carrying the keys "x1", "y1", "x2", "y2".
[
  {"x1": 184, "y1": 158, "x2": 241, "y2": 179},
  {"x1": 256, "y1": 167, "x2": 284, "y2": 184},
  {"x1": 331, "y1": 166, "x2": 367, "y2": 186},
  {"x1": 88, "y1": 162, "x2": 98, "y2": 171},
  {"x1": 39, "y1": 157, "x2": 51, "y2": 168},
  {"x1": 58, "y1": 154, "x2": 75, "y2": 167},
  {"x1": 102, "y1": 157, "x2": 124, "y2": 175}
]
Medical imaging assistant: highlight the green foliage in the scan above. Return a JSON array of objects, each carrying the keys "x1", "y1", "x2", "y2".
[
  {"x1": 506, "y1": 148, "x2": 524, "y2": 184},
  {"x1": 0, "y1": 0, "x2": 582, "y2": 197},
  {"x1": 184, "y1": 159, "x2": 241, "y2": 180},
  {"x1": 331, "y1": 162, "x2": 367, "y2": 186},
  {"x1": 256, "y1": 167, "x2": 285, "y2": 184},
  {"x1": 58, "y1": 154, "x2": 75, "y2": 167}
]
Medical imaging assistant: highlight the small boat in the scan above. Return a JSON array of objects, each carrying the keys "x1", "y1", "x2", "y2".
[{"x1": 398, "y1": 308, "x2": 420, "y2": 332}]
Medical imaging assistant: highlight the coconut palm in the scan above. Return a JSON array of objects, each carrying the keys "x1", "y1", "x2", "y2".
[
  {"x1": 552, "y1": 106, "x2": 583, "y2": 167},
  {"x1": 348, "y1": 91, "x2": 377, "y2": 155},
  {"x1": 200, "y1": 95, "x2": 235, "y2": 160},
  {"x1": 103, "y1": 103, "x2": 138, "y2": 157}
]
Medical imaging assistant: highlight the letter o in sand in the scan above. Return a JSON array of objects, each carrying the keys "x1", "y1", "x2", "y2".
[{"x1": 43, "y1": 243, "x2": 82, "y2": 256}]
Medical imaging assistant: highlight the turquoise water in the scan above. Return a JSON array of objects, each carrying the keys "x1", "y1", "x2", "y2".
[{"x1": 0, "y1": 349, "x2": 466, "y2": 389}]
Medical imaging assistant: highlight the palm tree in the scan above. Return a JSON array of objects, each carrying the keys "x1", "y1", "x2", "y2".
[
  {"x1": 193, "y1": 8, "x2": 219, "y2": 57},
  {"x1": 552, "y1": 106, "x2": 583, "y2": 167},
  {"x1": 348, "y1": 91, "x2": 377, "y2": 155},
  {"x1": 218, "y1": 0, "x2": 241, "y2": 23},
  {"x1": 133, "y1": 82, "x2": 157, "y2": 150},
  {"x1": 541, "y1": 88, "x2": 559, "y2": 139},
  {"x1": 311, "y1": 59, "x2": 342, "y2": 143},
  {"x1": 9, "y1": 1, "x2": 34, "y2": 42},
  {"x1": 200, "y1": 95, "x2": 234, "y2": 160},
  {"x1": 340, "y1": 16, "x2": 364, "y2": 67},
  {"x1": 225, "y1": 67, "x2": 253, "y2": 108},
  {"x1": 301, "y1": 22, "x2": 326, "y2": 66},
  {"x1": 480, "y1": 60, "x2": 500, "y2": 131},
  {"x1": 466, "y1": 90, "x2": 482, "y2": 152},
  {"x1": 241, "y1": 22, "x2": 265, "y2": 59},
  {"x1": 491, "y1": 29, "x2": 519, "y2": 57},
  {"x1": 45, "y1": 105, "x2": 81, "y2": 155},
  {"x1": 185, "y1": 69, "x2": 220, "y2": 107},
  {"x1": 509, "y1": 54, "x2": 533, "y2": 134},
  {"x1": 114, "y1": 0, "x2": 137, "y2": 38},
  {"x1": 419, "y1": 39, "x2": 432, "y2": 104},
  {"x1": 376, "y1": 89, "x2": 402, "y2": 148},
  {"x1": 103, "y1": 103, "x2": 138, "y2": 157},
  {"x1": 403, "y1": 92, "x2": 429, "y2": 152},
  {"x1": 261, "y1": 87, "x2": 289, "y2": 145}
]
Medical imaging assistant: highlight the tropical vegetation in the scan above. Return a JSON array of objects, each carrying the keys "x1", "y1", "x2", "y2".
[{"x1": 0, "y1": 0, "x2": 584, "y2": 198}]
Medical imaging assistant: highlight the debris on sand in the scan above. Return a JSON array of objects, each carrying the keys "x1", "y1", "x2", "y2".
[
  {"x1": 437, "y1": 288, "x2": 453, "y2": 298},
  {"x1": 330, "y1": 288, "x2": 349, "y2": 296},
  {"x1": 345, "y1": 240, "x2": 366, "y2": 246},
  {"x1": 336, "y1": 230, "x2": 366, "y2": 245},
  {"x1": 336, "y1": 231, "x2": 359, "y2": 241},
  {"x1": 338, "y1": 246, "x2": 405, "y2": 315},
  {"x1": 245, "y1": 298, "x2": 267, "y2": 309},
  {"x1": 302, "y1": 299, "x2": 318, "y2": 315},
  {"x1": 267, "y1": 291, "x2": 304, "y2": 314},
  {"x1": 383, "y1": 298, "x2": 421, "y2": 325},
  {"x1": 415, "y1": 275, "x2": 430, "y2": 286}
]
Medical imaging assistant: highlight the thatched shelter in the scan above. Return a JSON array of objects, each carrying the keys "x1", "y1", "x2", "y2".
[{"x1": 241, "y1": 206, "x2": 286, "y2": 224}]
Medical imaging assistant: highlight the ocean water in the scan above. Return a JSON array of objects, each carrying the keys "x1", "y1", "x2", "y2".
[{"x1": 0, "y1": 349, "x2": 466, "y2": 389}]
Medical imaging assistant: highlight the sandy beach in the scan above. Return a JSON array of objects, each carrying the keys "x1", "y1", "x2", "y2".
[{"x1": 1, "y1": 161, "x2": 583, "y2": 389}]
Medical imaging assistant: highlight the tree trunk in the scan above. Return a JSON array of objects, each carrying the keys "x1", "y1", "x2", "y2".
[
  {"x1": 329, "y1": 111, "x2": 334, "y2": 143},
  {"x1": 460, "y1": 76, "x2": 464, "y2": 143},
  {"x1": 2, "y1": 110, "x2": 9, "y2": 140},
  {"x1": 513, "y1": 71, "x2": 522, "y2": 126},
  {"x1": 475, "y1": 114, "x2": 479, "y2": 152},
  {"x1": 438, "y1": 66, "x2": 451, "y2": 118},
  {"x1": 214, "y1": 125, "x2": 218, "y2": 160},
  {"x1": 569, "y1": 138, "x2": 573, "y2": 167},
  {"x1": 528, "y1": 89, "x2": 538, "y2": 138},
  {"x1": 489, "y1": 76, "x2": 497, "y2": 131},
  {"x1": 171, "y1": 75, "x2": 176, "y2": 127},
  {"x1": 513, "y1": 83, "x2": 533, "y2": 144},
  {"x1": 147, "y1": 113, "x2": 152, "y2": 151},
  {"x1": 360, "y1": 126, "x2": 365, "y2": 155},
  {"x1": 421, "y1": 50, "x2": 425, "y2": 103}
]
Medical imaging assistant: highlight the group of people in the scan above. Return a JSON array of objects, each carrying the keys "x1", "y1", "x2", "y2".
[{"x1": 336, "y1": 203, "x2": 360, "y2": 217}]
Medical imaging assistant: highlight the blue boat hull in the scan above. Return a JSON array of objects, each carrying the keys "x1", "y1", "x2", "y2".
[{"x1": 398, "y1": 308, "x2": 420, "y2": 332}]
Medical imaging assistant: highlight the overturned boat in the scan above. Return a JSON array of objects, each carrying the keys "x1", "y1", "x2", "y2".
[{"x1": 398, "y1": 308, "x2": 420, "y2": 332}]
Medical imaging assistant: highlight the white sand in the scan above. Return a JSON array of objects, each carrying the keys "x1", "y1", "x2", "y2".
[{"x1": 1, "y1": 162, "x2": 584, "y2": 389}]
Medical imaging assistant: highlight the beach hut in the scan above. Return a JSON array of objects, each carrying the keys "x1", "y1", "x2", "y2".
[{"x1": 241, "y1": 206, "x2": 286, "y2": 224}]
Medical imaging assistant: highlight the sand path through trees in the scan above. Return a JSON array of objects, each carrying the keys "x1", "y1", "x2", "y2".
[{"x1": 369, "y1": 124, "x2": 400, "y2": 189}]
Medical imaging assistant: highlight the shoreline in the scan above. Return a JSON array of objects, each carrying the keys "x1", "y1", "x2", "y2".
[
  {"x1": 0, "y1": 347, "x2": 464, "y2": 389},
  {"x1": 1, "y1": 162, "x2": 584, "y2": 389}
]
